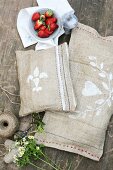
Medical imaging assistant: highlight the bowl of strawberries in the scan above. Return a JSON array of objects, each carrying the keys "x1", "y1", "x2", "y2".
[{"x1": 31, "y1": 8, "x2": 61, "y2": 40}]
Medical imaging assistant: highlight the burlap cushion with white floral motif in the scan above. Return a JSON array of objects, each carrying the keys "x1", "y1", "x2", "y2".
[
  {"x1": 35, "y1": 23, "x2": 113, "y2": 161},
  {"x1": 16, "y1": 43, "x2": 76, "y2": 117}
]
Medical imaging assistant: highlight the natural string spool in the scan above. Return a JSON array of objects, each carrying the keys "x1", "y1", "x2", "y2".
[{"x1": 0, "y1": 113, "x2": 19, "y2": 138}]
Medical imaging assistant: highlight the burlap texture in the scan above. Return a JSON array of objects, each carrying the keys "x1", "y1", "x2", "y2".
[
  {"x1": 16, "y1": 43, "x2": 76, "y2": 117},
  {"x1": 35, "y1": 23, "x2": 113, "y2": 161}
]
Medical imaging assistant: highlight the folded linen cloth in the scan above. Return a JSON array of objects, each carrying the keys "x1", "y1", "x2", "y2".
[
  {"x1": 17, "y1": 0, "x2": 78, "y2": 50},
  {"x1": 35, "y1": 23, "x2": 113, "y2": 161},
  {"x1": 37, "y1": 0, "x2": 74, "y2": 17},
  {"x1": 16, "y1": 43, "x2": 76, "y2": 117}
]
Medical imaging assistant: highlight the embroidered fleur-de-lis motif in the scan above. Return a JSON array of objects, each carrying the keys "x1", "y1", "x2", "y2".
[{"x1": 27, "y1": 67, "x2": 48, "y2": 92}]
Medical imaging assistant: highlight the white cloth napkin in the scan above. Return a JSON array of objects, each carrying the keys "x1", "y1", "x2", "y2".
[
  {"x1": 17, "y1": 0, "x2": 76, "y2": 50},
  {"x1": 37, "y1": 0, "x2": 74, "y2": 17}
]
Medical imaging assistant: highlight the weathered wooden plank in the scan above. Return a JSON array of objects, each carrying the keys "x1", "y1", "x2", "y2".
[
  {"x1": 0, "y1": 0, "x2": 36, "y2": 169},
  {"x1": 0, "y1": 0, "x2": 113, "y2": 170}
]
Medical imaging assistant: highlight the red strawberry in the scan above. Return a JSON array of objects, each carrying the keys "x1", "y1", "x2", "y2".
[
  {"x1": 39, "y1": 25, "x2": 46, "y2": 31},
  {"x1": 40, "y1": 14, "x2": 46, "y2": 21},
  {"x1": 34, "y1": 20, "x2": 43, "y2": 30},
  {"x1": 45, "y1": 9, "x2": 53, "y2": 18},
  {"x1": 32, "y1": 12, "x2": 40, "y2": 21},
  {"x1": 38, "y1": 30, "x2": 50, "y2": 38},
  {"x1": 45, "y1": 28, "x2": 53, "y2": 35},
  {"x1": 46, "y1": 17, "x2": 57, "y2": 25},
  {"x1": 49, "y1": 23, "x2": 59, "y2": 31}
]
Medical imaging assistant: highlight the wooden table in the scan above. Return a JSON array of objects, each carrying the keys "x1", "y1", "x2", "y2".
[{"x1": 0, "y1": 0, "x2": 113, "y2": 169}]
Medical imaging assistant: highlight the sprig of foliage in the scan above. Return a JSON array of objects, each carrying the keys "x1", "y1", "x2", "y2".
[
  {"x1": 32, "y1": 112, "x2": 45, "y2": 133},
  {"x1": 13, "y1": 113, "x2": 60, "y2": 170},
  {"x1": 14, "y1": 136, "x2": 60, "y2": 170},
  {"x1": 14, "y1": 136, "x2": 43, "y2": 167}
]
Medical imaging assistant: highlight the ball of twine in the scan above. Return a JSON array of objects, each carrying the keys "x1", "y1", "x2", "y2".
[{"x1": 0, "y1": 113, "x2": 19, "y2": 138}]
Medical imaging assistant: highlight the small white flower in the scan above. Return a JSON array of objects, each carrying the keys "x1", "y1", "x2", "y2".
[
  {"x1": 13, "y1": 155, "x2": 18, "y2": 163},
  {"x1": 18, "y1": 151, "x2": 25, "y2": 158},
  {"x1": 13, "y1": 155, "x2": 17, "y2": 159},
  {"x1": 22, "y1": 137, "x2": 26, "y2": 142},
  {"x1": 36, "y1": 146, "x2": 39, "y2": 150},
  {"x1": 18, "y1": 147, "x2": 25, "y2": 158},
  {"x1": 28, "y1": 135, "x2": 34, "y2": 140},
  {"x1": 18, "y1": 146, "x2": 25, "y2": 152},
  {"x1": 15, "y1": 141, "x2": 20, "y2": 147},
  {"x1": 13, "y1": 160, "x2": 16, "y2": 163},
  {"x1": 24, "y1": 141, "x2": 29, "y2": 146}
]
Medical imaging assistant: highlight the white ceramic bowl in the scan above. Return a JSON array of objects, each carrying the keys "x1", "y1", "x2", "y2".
[{"x1": 29, "y1": 8, "x2": 62, "y2": 41}]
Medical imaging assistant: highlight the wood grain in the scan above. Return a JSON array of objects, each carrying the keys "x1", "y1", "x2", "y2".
[{"x1": 0, "y1": 0, "x2": 113, "y2": 169}]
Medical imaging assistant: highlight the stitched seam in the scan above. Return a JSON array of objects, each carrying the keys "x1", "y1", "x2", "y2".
[
  {"x1": 59, "y1": 45, "x2": 68, "y2": 110},
  {"x1": 61, "y1": 45, "x2": 70, "y2": 111},
  {"x1": 54, "y1": 47, "x2": 63, "y2": 109},
  {"x1": 37, "y1": 139, "x2": 100, "y2": 159},
  {"x1": 77, "y1": 26, "x2": 113, "y2": 42},
  {"x1": 45, "y1": 131, "x2": 103, "y2": 150},
  {"x1": 65, "y1": 44, "x2": 76, "y2": 109},
  {"x1": 55, "y1": 46, "x2": 66, "y2": 111}
]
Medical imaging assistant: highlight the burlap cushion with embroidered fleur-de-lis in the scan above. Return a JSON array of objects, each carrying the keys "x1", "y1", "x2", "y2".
[
  {"x1": 16, "y1": 43, "x2": 76, "y2": 117},
  {"x1": 35, "y1": 23, "x2": 113, "y2": 161}
]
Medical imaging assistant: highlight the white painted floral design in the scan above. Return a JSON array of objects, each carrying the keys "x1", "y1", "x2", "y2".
[
  {"x1": 89, "y1": 56, "x2": 113, "y2": 109},
  {"x1": 82, "y1": 81, "x2": 102, "y2": 96},
  {"x1": 27, "y1": 67, "x2": 48, "y2": 92},
  {"x1": 69, "y1": 56, "x2": 113, "y2": 119}
]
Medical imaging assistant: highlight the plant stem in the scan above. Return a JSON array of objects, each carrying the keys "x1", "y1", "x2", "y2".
[
  {"x1": 38, "y1": 157, "x2": 59, "y2": 170},
  {"x1": 29, "y1": 161, "x2": 45, "y2": 170},
  {"x1": 68, "y1": 162, "x2": 72, "y2": 170},
  {"x1": 40, "y1": 151, "x2": 61, "y2": 170}
]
